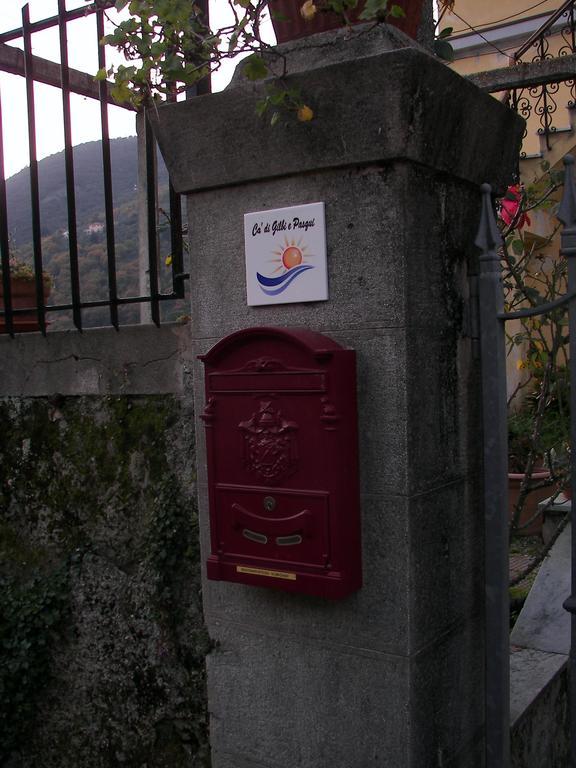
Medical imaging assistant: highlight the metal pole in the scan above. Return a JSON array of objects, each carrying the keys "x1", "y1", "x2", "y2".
[
  {"x1": 22, "y1": 3, "x2": 46, "y2": 335},
  {"x1": 96, "y1": 7, "x2": 119, "y2": 330},
  {"x1": 58, "y1": 0, "x2": 82, "y2": 331},
  {"x1": 559, "y1": 154, "x2": 576, "y2": 768},
  {"x1": 136, "y1": 110, "x2": 152, "y2": 324},
  {"x1": 475, "y1": 184, "x2": 510, "y2": 768},
  {"x1": 0, "y1": 86, "x2": 14, "y2": 336}
]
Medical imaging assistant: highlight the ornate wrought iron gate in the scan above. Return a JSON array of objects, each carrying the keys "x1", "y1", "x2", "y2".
[{"x1": 476, "y1": 155, "x2": 576, "y2": 767}]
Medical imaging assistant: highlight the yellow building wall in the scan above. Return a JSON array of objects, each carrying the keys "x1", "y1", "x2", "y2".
[{"x1": 439, "y1": 0, "x2": 560, "y2": 35}]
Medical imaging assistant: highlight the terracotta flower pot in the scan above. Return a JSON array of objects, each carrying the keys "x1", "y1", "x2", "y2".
[
  {"x1": 269, "y1": 0, "x2": 426, "y2": 44},
  {"x1": 0, "y1": 277, "x2": 50, "y2": 333},
  {"x1": 508, "y1": 470, "x2": 551, "y2": 537}
]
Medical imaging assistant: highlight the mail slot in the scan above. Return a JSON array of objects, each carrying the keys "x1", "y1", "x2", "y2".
[{"x1": 199, "y1": 327, "x2": 362, "y2": 599}]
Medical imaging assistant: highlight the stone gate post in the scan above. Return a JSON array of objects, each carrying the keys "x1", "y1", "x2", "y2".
[{"x1": 151, "y1": 26, "x2": 523, "y2": 768}]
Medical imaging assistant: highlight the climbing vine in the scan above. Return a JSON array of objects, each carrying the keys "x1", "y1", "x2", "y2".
[{"x1": 0, "y1": 566, "x2": 71, "y2": 759}]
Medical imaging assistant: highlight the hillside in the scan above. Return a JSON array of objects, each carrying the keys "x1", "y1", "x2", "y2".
[
  {"x1": 6, "y1": 136, "x2": 169, "y2": 247},
  {"x1": 4, "y1": 137, "x2": 183, "y2": 329}
]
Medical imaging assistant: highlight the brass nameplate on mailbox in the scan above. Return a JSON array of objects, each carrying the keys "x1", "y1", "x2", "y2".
[{"x1": 236, "y1": 566, "x2": 297, "y2": 581}]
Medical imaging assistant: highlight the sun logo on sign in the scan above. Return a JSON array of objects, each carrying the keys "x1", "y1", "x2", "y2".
[{"x1": 256, "y1": 236, "x2": 315, "y2": 296}]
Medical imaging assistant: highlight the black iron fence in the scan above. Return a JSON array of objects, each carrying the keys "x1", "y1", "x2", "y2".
[
  {"x1": 0, "y1": 0, "x2": 190, "y2": 336},
  {"x1": 510, "y1": 0, "x2": 576, "y2": 153}
]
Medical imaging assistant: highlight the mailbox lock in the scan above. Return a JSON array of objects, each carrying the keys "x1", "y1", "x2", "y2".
[{"x1": 263, "y1": 496, "x2": 276, "y2": 512}]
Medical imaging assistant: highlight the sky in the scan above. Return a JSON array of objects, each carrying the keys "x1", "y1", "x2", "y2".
[{"x1": 0, "y1": 1, "x2": 275, "y2": 179}]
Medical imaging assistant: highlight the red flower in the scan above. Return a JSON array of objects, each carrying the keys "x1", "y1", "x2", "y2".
[{"x1": 500, "y1": 185, "x2": 531, "y2": 229}]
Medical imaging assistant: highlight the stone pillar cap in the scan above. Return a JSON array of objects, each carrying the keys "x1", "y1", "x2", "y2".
[{"x1": 150, "y1": 44, "x2": 524, "y2": 194}]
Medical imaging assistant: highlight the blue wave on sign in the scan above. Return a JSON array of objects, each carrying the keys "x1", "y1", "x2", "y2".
[{"x1": 256, "y1": 264, "x2": 314, "y2": 296}]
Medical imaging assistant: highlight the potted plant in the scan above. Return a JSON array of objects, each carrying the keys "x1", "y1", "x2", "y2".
[
  {"x1": 0, "y1": 257, "x2": 52, "y2": 333},
  {"x1": 268, "y1": 0, "x2": 425, "y2": 43},
  {"x1": 92, "y1": 0, "x2": 453, "y2": 119}
]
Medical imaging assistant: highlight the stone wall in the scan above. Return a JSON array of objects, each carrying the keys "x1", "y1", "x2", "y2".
[{"x1": 0, "y1": 325, "x2": 210, "y2": 768}]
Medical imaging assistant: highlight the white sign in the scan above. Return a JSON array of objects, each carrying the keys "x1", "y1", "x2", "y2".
[{"x1": 244, "y1": 202, "x2": 328, "y2": 306}]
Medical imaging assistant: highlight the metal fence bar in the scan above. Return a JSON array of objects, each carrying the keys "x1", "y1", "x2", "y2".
[
  {"x1": 0, "y1": 87, "x2": 14, "y2": 337},
  {"x1": 145, "y1": 112, "x2": 160, "y2": 326},
  {"x1": 475, "y1": 183, "x2": 511, "y2": 768},
  {"x1": 37, "y1": 293, "x2": 181, "y2": 312},
  {"x1": 165, "y1": 89, "x2": 185, "y2": 298},
  {"x1": 514, "y1": 0, "x2": 574, "y2": 61},
  {"x1": 22, "y1": 3, "x2": 46, "y2": 335},
  {"x1": 58, "y1": 0, "x2": 82, "y2": 331},
  {"x1": 96, "y1": 7, "x2": 119, "y2": 330},
  {"x1": 0, "y1": 40, "x2": 125, "y2": 106},
  {"x1": 558, "y1": 154, "x2": 576, "y2": 768},
  {"x1": 168, "y1": 181, "x2": 185, "y2": 297},
  {"x1": 0, "y1": 1, "x2": 116, "y2": 43},
  {"x1": 499, "y1": 290, "x2": 576, "y2": 319}
]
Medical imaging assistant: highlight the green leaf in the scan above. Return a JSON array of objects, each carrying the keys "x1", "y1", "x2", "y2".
[
  {"x1": 228, "y1": 31, "x2": 239, "y2": 54},
  {"x1": 94, "y1": 68, "x2": 108, "y2": 81},
  {"x1": 389, "y1": 5, "x2": 406, "y2": 18},
  {"x1": 111, "y1": 82, "x2": 133, "y2": 105},
  {"x1": 359, "y1": 0, "x2": 389, "y2": 20},
  {"x1": 270, "y1": 111, "x2": 280, "y2": 127},
  {"x1": 512, "y1": 239, "x2": 524, "y2": 256},
  {"x1": 243, "y1": 55, "x2": 269, "y2": 81},
  {"x1": 433, "y1": 39, "x2": 454, "y2": 62}
]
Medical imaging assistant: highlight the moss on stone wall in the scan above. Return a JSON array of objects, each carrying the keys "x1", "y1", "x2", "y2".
[{"x1": 0, "y1": 395, "x2": 210, "y2": 768}]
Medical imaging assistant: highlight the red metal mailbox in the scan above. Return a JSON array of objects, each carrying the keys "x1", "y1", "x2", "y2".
[{"x1": 199, "y1": 327, "x2": 362, "y2": 599}]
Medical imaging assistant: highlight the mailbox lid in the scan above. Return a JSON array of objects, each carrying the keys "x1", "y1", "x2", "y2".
[{"x1": 199, "y1": 326, "x2": 344, "y2": 368}]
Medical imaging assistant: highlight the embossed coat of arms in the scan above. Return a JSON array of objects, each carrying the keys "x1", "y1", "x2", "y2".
[{"x1": 238, "y1": 400, "x2": 299, "y2": 484}]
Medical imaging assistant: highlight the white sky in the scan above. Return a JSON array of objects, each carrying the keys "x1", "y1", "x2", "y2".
[{"x1": 0, "y1": 1, "x2": 275, "y2": 179}]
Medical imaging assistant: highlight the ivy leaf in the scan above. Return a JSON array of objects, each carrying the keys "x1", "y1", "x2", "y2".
[
  {"x1": 243, "y1": 55, "x2": 269, "y2": 81},
  {"x1": 389, "y1": 4, "x2": 406, "y2": 18}
]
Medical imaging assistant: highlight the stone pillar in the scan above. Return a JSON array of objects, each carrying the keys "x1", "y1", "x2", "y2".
[{"x1": 151, "y1": 26, "x2": 523, "y2": 768}]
